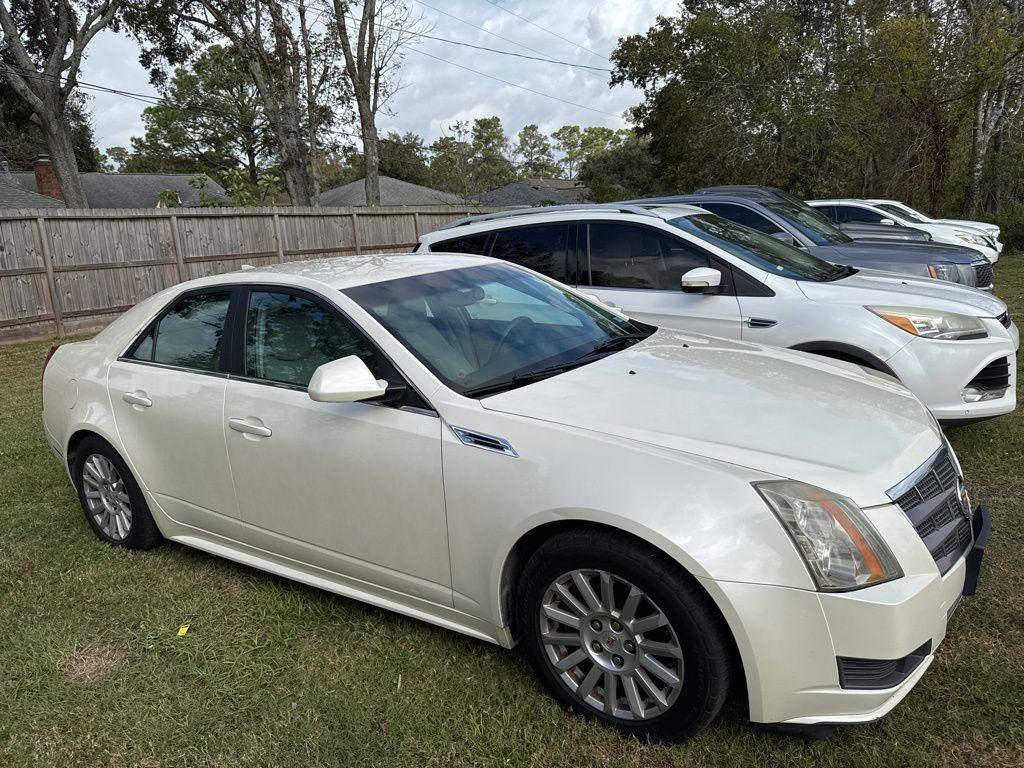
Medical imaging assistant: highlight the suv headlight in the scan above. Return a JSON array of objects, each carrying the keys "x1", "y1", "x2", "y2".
[
  {"x1": 927, "y1": 263, "x2": 961, "y2": 283},
  {"x1": 956, "y1": 232, "x2": 987, "y2": 246},
  {"x1": 754, "y1": 481, "x2": 902, "y2": 591},
  {"x1": 867, "y1": 306, "x2": 987, "y2": 340}
]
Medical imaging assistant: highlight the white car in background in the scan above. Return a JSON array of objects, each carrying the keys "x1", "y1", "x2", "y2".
[
  {"x1": 42, "y1": 253, "x2": 990, "y2": 741},
  {"x1": 867, "y1": 199, "x2": 1002, "y2": 249},
  {"x1": 419, "y1": 205, "x2": 1018, "y2": 424},
  {"x1": 808, "y1": 199, "x2": 1000, "y2": 263}
]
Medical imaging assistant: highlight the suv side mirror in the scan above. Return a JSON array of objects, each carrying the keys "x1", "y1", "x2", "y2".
[
  {"x1": 308, "y1": 355, "x2": 388, "y2": 403},
  {"x1": 680, "y1": 267, "x2": 722, "y2": 294},
  {"x1": 879, "y1": 218, "x2": 896, "y2": 226}
]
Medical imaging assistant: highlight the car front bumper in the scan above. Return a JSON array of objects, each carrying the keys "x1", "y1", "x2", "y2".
[
  {"x1": 884, "y1": 322, "x2": 1018, "y2": 423},
  {"x1": 702, "y1": 505, "x2": 989, "y2": 726}
]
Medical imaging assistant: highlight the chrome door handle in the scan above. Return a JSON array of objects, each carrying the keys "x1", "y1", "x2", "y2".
[
  {"x1": 745, "y1": 317, "x2": 778, "y2": 328},
  {"x1": 228, "y1": 417, "x2": 272, "y2": 437},
  {"x1": 122, "y1": 391, "x2": 153, "y2": 407}
]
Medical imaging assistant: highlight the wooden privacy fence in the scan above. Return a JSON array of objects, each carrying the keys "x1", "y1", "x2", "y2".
[{"x1": 0, "y1": 205, "x2": 501, "y2": 344}]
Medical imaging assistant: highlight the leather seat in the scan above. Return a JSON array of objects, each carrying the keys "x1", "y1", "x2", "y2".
[{"x1": 385, "y1": 297, "x2": 476, "y2": 382}]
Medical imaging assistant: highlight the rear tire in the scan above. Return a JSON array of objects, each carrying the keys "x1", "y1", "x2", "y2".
[
  {"x1": 73, "y1": 436, "x2": 163, "y2": 550},
  {"x1": 515, "y1": 527, "x2": 732, "y2": 742}
]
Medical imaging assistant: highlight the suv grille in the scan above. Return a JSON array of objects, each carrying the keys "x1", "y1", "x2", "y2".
[
  {"x1": 968, "y1": 357, "x2": 1011, "y2": 393},
  {"x1": 888, "y1": 448, "x2": 973, "y2": 574},
  {"x1": 974, "y1": 261, "x2": 994, "y2": 288}
]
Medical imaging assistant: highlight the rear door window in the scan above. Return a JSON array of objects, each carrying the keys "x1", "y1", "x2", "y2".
[
  {"x1": 696, "y1": 203, "x2": 786, "y2": 236},
  {"x1": 489, "y1": 223, "x2": 571, "y2": 282},
  {"x1": 584, "y1": 222, "x2": 718, "y2": 290},
  {"x1": 837, "y1": 205, "x2": 886, "y2": 224},
  {"x1": 134, "y1": 290, "x2": 232, "y2": 372}
]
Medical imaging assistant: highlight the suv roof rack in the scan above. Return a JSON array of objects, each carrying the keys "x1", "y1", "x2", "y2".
[{"x1": 437, "y1": 203, "x2": 661, "y2": 231}]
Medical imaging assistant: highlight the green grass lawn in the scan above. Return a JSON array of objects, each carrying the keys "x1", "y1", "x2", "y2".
[{"x1": 2, "y1": 262, "x2": 1023, "y2": 768}]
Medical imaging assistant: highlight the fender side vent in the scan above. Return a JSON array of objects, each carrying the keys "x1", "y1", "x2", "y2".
[{"x1": 451, "y1": 426, "x2": 518, "y2": 457}]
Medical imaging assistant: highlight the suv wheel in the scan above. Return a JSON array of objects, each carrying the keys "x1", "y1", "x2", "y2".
[{"x1": 516, "y1": 527, "x2": 732, "y2": 742}]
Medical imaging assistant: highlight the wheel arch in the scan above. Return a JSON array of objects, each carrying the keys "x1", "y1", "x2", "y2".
[
  {"x1": 66, "y1": 427, "x2": 121, "y2": 479},
  {"x1": 497, "y1": 518, "x2": 748, "y2": 712}
]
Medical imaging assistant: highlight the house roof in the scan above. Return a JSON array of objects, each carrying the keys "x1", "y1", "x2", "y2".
[
  {"x1": 8, "y1": 171, "x2": 227, "y2": 208},
  {"x1": 320, "y1": 175, "x2": 464, "y2": 207},
  {"x1": 0, "y1": 177, "x2": 67, "y2": 209},
  {"x1": 473, "y1": 181, "x2": 582, "y2": 207}
]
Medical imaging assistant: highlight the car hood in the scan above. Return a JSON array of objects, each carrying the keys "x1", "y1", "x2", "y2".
[
  {"x1": 934, "y1": 218, "x2": 997, "y2": 234},
  {"x1": 819, "y1": 240, "x2": 980, "y2": 265},
  {"x1": 797, "y1": 268, "x2": 1007, "y2": 317},
  {"x1": 480, "y1": 330, "x2": 942, "y2": 506}
]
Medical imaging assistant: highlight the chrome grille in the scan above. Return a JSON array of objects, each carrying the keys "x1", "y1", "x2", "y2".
[{"x1": 888, "y1": 448, "x2": 973, "y2": 574}]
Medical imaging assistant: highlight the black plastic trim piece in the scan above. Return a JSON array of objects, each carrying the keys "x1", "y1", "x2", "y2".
[
  {"x1": 837, "y1": 640, "x2": 931, "y2": 690},
  {"x1": 963, "y1": 504, "x2": 990, "y2": 596},
  {"x1": 789, "y1": 341, "x2": 898, "y2": 377}
]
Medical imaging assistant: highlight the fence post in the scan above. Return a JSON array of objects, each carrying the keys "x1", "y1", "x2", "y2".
[
  {"x1": 169, "y1": 214, "x2": 187, "y2": 283},
  {"x1": 350, "y1": 212, "x2": 361, "y2": 254},
  {"x1": 36, "y1": 216, "x2": 65, "y2": 339},
  {"x1": 272, "y1": 212, "x2": 286, "y2": 263},
  {"x1": 413, "y1": 212, "x2": 421, "y2": 239}
]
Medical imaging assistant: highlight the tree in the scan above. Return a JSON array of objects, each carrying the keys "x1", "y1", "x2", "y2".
[
  {"x1": 135, "y1": 1, "x2": 342, "y2": 205},
  {"x1": 0, "y1": 79, "x2": 99, "y2": 171},
  {"x1": 469, "y1": 115, "x2": 515, "y2": 192},
  {"x1": 514, "y1": 124, "x2": 557, "y2": 177},
  {"x1": 101, "y1": 145, "x2": 130, "y2": 172},
  {"x1": 128, "y1": 44, "x2": 271, "y2": 181},
  {"x1": 331, "y1": 0, "x2": 425, "y2": 206},
  {"x1": 0, "y1": 0, "x2": 125, "y2": 205},
  {"x1": 378, "y1": 130, "x2": 430, "y2": 185},
  {"x1": 551, "y1": 125, "x2": 583, "y2": 178},
  {"x1": 428, "y1": 122, "x2": 473, "y2": 198},
  {"x1": 579, "y1": 133, "x2": 660, "y2": 202}
]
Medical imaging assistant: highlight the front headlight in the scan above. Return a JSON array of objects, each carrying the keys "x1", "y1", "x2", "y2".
[
  {"x1": 927, "y1": 263, "x2": 960, "y2": 283},
  {"x1": 867, "y1": 306, "x2": 987, "y2": 340},
  {"x1": 754, "y1": 481, "x2": 902, "y2": 591},
  {"x1": 956, "y1": 232, "x2": 987, "y2": 246}
]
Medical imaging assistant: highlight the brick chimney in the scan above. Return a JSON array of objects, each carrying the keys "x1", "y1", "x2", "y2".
[{"x1": 34, "y1": 156, "x2": 64, "y2": 201}]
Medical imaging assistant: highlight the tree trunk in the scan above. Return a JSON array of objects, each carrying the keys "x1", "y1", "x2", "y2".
[
  {"x1": 361, "y1": 115, "x2": 381, "y2": 207},
  {"x1": 965, "y1": 95, "x2": 989, "y2": 216},
  {"x1": 42, "y1": 118, "x2": 89, "y2": 208}
]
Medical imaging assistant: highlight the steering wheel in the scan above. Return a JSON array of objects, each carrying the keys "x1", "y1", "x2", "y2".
[{"x1": 489, "y1": 316, "x2": 535, "y2": 363}]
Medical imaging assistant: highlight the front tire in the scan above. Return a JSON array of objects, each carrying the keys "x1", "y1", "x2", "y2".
[
  {"x1": 73, "y1": 436, "x2": 163, "y2": 550},
  {"x1": 516, "y1": 528, "x2": 732, "y2": 742}
]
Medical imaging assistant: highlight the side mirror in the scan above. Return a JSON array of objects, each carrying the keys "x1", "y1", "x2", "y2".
[
  {"x1": 308, "y1": 355, "x2": 388, "y2": 403},
  {"x1": 768, "y1": 230, "x2": 796, "y2": 245},
  {"x1": 680, "y1": 267, "x2": 722, "y2": 294},
  {"x1": 879, "y1": 218, "x2": 896, "y2": 226}
]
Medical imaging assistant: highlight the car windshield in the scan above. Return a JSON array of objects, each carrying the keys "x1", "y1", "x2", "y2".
[
  {"x1": 344, "y1": 263, "x2": 653, "y2": 397},
  {"x1": 763, "y1": 200, "x2": 852, "y2": 246},
  {"x1": 875, "y1": 202, "x2": 925, "y2": 224},
  {"x1": 668, "y1": 213, "x2": 844, "y2": 282}
]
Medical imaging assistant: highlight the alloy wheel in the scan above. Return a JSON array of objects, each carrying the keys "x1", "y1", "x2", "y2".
[
  {"x1": 539, "y1": 569, "x2": 684, "y2": 720},
  {"x1": 81, "y1": 453, "x2": 132, "y2": 541}
]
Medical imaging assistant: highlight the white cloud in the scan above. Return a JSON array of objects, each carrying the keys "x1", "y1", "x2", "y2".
[{"x1": 76, "y1": 0, "x2": 677, "y2": 152}]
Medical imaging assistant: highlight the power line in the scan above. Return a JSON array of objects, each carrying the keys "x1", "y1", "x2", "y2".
[
  {"x1": 411, "y1": 0, "x2": 556, "y2": 62},
  {"x1": 409, "y1": 48, "x2": 621, "y2": 118},
  {"x1": 482, "y1": 0, "x2": 609, "y2": 62}
]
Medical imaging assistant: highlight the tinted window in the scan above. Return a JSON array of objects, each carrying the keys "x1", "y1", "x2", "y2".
[
  {"x1": 245, "y1": 290, "x2": 376, "y2": 387},
  {"x1": 489, "y1": 224, "x2": 570, "y2": 282},
  {"x1": 430, "y1": 233, "x2": 490, "y2": 255},
  {"x1": 696, "y1": 202, "x2": 785, "y2": 236},
  {"x1": 585, "y1": 223, "x2": 712, "y2": 289},
  {"x1": 839, "y1": 205, "x2": 886, "y2": 224},
  {"x1": 142, "y1": 291, "x2": 231, "y2": 371},
  {"x1": 875, "y1": 203, "x2": 923, "y2": 223},
  {"x1": 814, "y1": 205, "x2": 839, "y2": 223},
  {"x1": 763, "y1": 200, "x2": 851, "y2": 245}
]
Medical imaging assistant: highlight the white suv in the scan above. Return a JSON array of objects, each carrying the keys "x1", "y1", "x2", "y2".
[
  {"x1": 417, "y1": 205, "x2": 1018, "y2": 424},
  {"x1": 808, "y1": 199, "x2": 1001, "y2": 263}
]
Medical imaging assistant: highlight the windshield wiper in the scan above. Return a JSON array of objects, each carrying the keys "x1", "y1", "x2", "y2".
[
  {"x1": 462, "y1": 332, "x2": 652, "y2": 398},
  {"x1": 824, "y1": 264, "x2": 857, "y2": 281}
]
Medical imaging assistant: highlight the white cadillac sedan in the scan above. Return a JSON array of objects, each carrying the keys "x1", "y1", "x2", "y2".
[{"x1": 42, "y1": 253, "x2": 989, "y2": 742}]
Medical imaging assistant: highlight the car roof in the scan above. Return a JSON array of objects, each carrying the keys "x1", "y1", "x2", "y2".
[
  {"x1": 184, "y1": 252, "x2": 498, "y2": 291},
  {"x1": 419, "y1": 203, "x2": 706, "y2": 241},
  {"x1": 806, "y1": 199, "x2": 878, "y2": 205}
]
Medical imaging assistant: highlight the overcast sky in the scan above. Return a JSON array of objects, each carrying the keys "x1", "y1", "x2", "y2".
[{"x1": 77, "y1": 0, "x2": 677, "y2": 152}]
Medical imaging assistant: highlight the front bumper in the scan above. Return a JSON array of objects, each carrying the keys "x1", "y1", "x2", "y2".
[
  {"x1": 884, "y1": 324, "x2": 1018, "y2": 423},
  {"x1": 703, "y1": 505, "x2": 989, "y2": 726}
]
